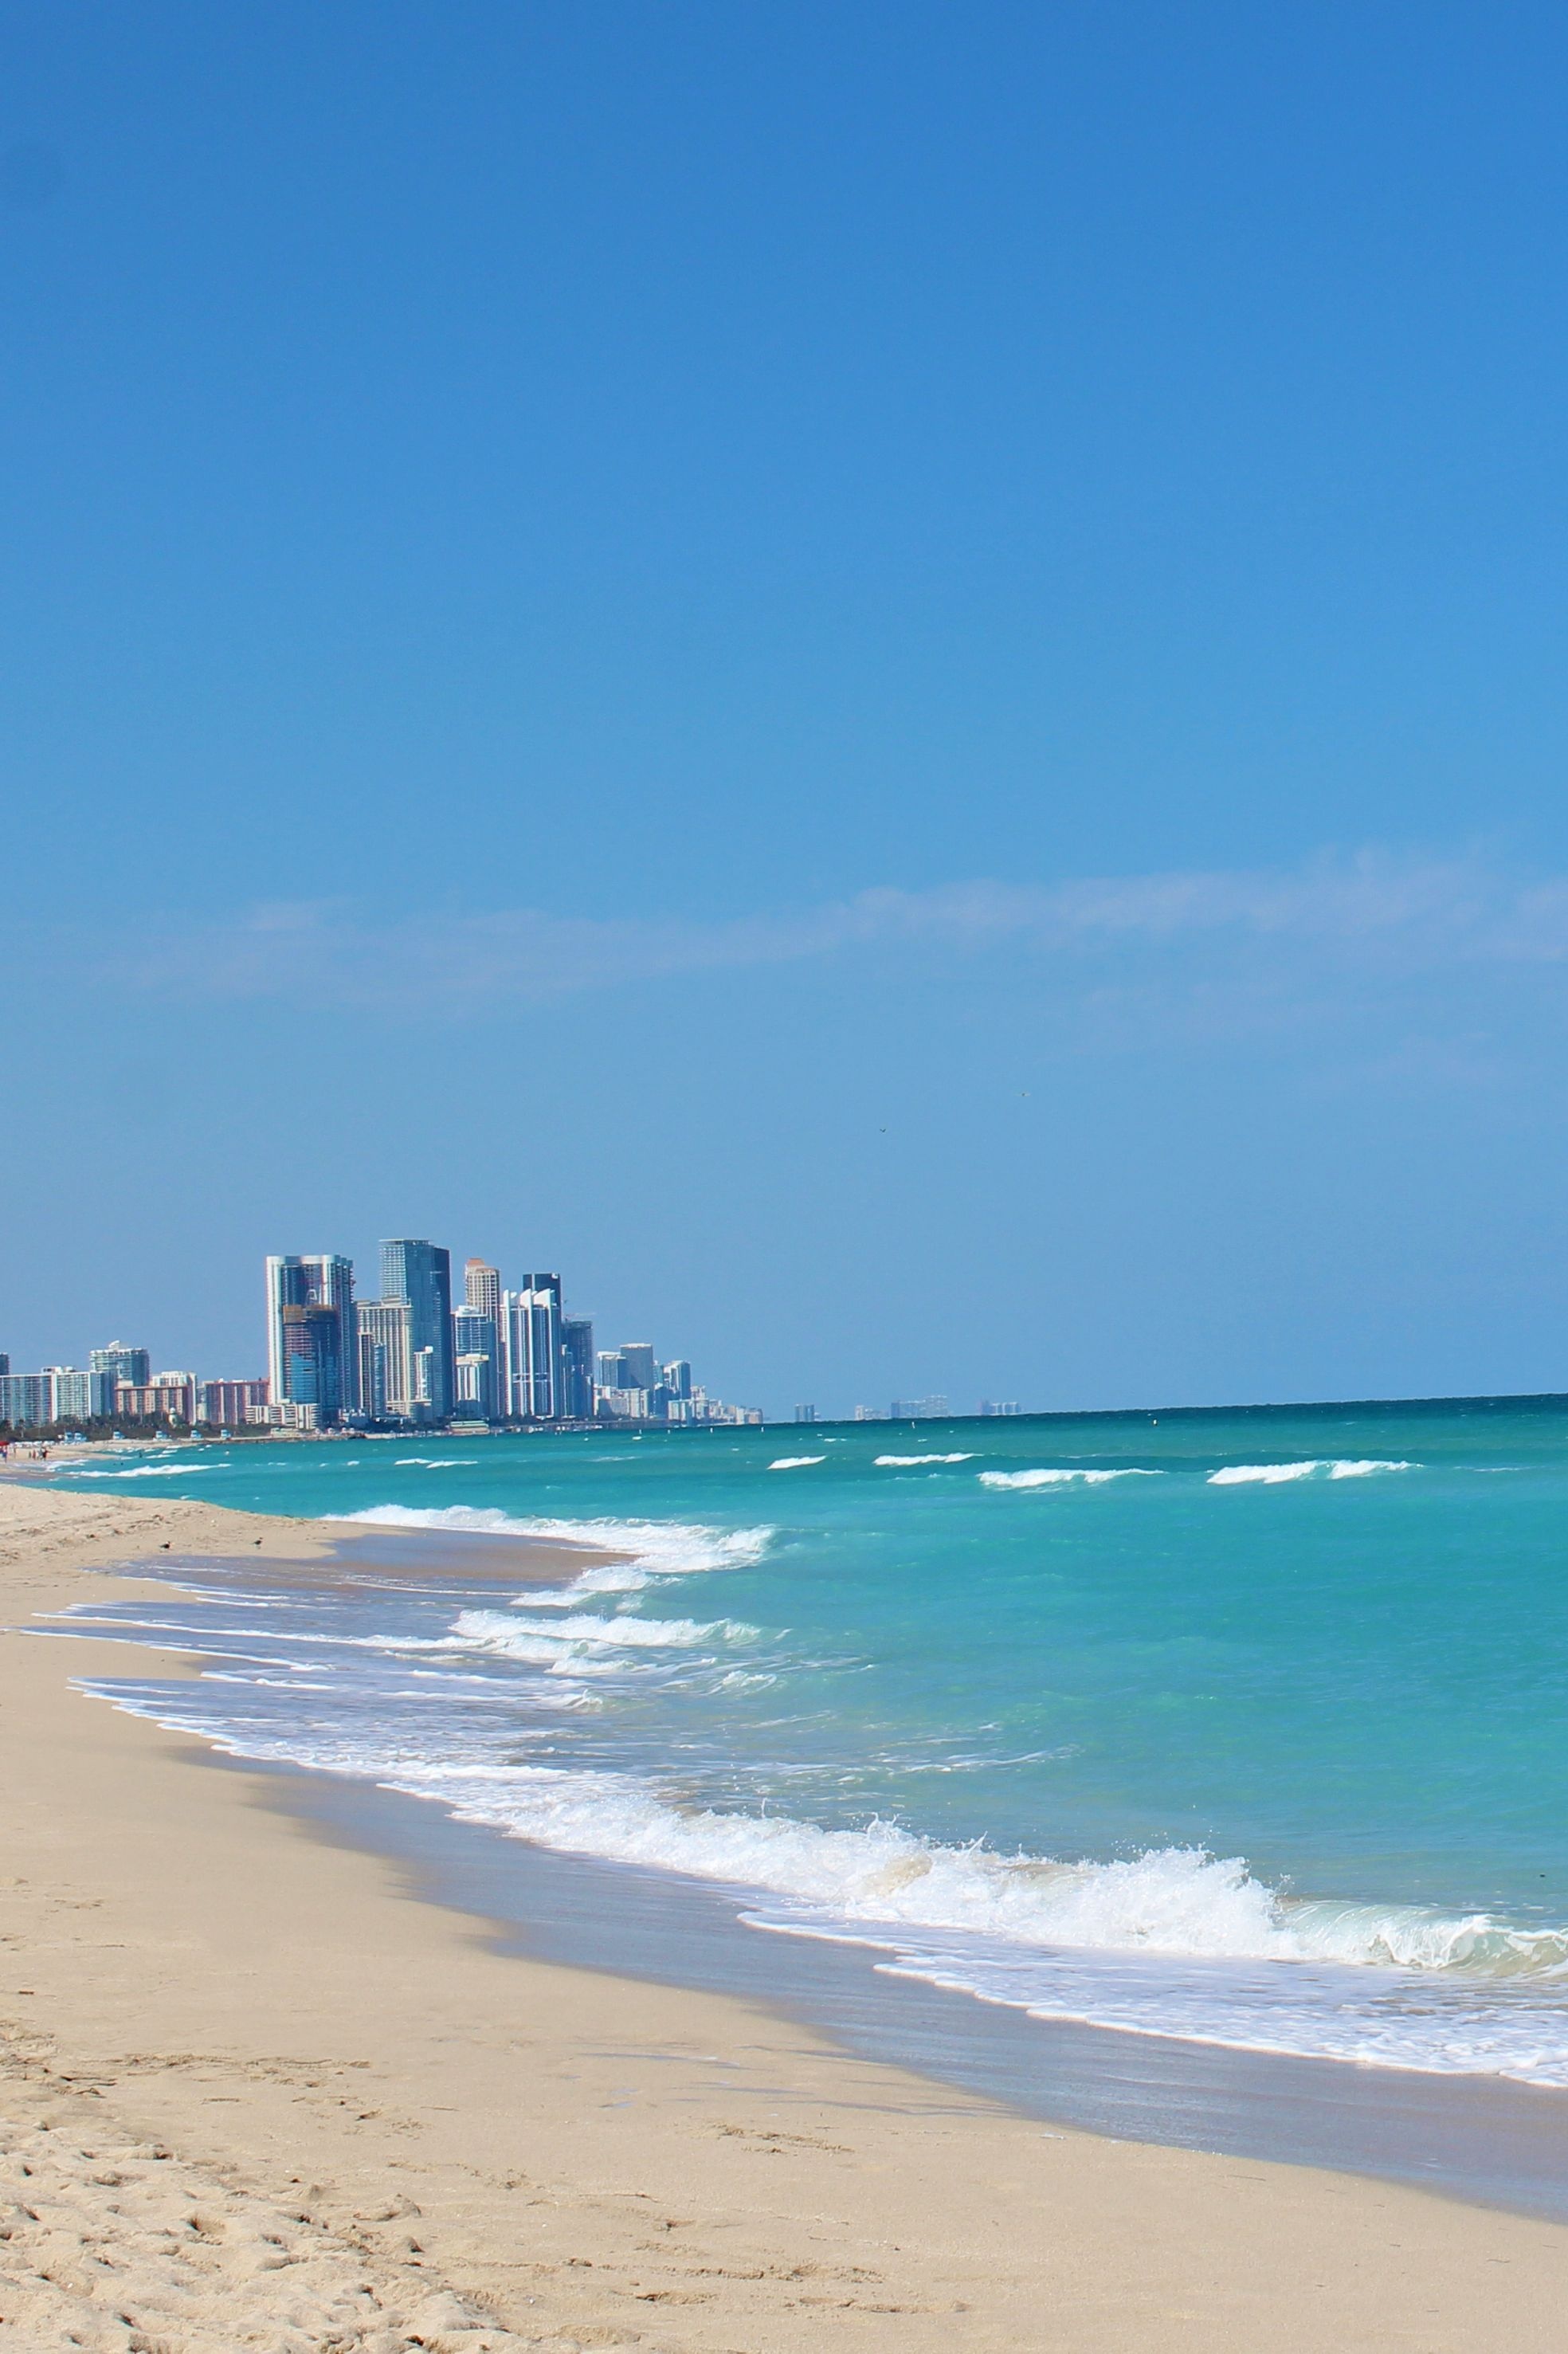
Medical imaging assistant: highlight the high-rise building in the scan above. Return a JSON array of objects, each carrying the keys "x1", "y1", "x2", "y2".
[
  {"x1": 0, "y1": 1366, "x2": 119, "y2": 1426},
  {"x1": 452, "y1": 1304, "x2": 497, "y2": 1418},
  {"x1": 616, "y1": 1342, "x2": 659, "y2": 1391},
  {"x1": 501, "y1": 1284, "x2": 563, "y2": 1419},
  {"x1": 1, "y1": 1372, "x2": 53, "y2": 1428},
  {"x1": 464, "y1": 1258, "x2": 501, "y2": 1324},
  {"x1": 265, "y1": 1256, "x2": 358, "y2": 1423},
  {"x1": 380, "y1": 1241, "x2": 453, "y2": 1422},
  {"x1": 91, "y1": 1344, "x2": 151, "y2": 1386},
  {"x1": 45, "y1": 1367, "x2": 116, "y2": 1422},
  {"x1": 455, "y1": 1283, "x2": 500, "y2": 1410},
  {"x1": 562, "y1": 1318, "x2": 595, "y2": 1419},
  {"x1": 663, "y1": 1359, "x2": 692, "y2": 1401},
  {"x1": 357, "y1": 1298, "x2": 412, "y2": 1421},
  {"x1": 278, "y1": 1305, "x2": 350, "y2": 1420},
  {"x1": 890, "y1": 1395, "x2": 949, "y2": 1420}
]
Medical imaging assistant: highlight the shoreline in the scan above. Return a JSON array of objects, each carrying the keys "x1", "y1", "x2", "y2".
[{"x1": 5, "y1": 1485, "x2": 1568, "y2": 2346}]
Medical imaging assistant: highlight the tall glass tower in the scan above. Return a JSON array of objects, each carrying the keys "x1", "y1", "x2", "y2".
[
  {"x1": 265, "y1": 1255, "x2": 358, "y2": 1422},
  {"x1": 379, "y1": 1239, "x2": 454, "y2": 1422}
]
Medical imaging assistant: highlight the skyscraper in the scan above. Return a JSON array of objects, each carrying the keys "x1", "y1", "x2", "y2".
[
  {"x1": 278, "y1": 1305, "x2": 350, "y2": 1422},
  {"x1": 356, "y1": 1298, "x2": 412, "y2": 1420},
  {"x1": 501, "y1": 1281, "x2": 563, "y2": 1419},
  {"x1": 265, "y1": 1256, "x2": 357, "y2": 1423},
  {"x1": 464, "y1": 1258, "x2": 500, "y2": 1324},
  {"x1": 617, "y1": 1342, "x2": 660, "y2": 1392},
  {"x1": 458, "y1": 1262, "x2": 501, "y2": 1418},
  {"x1": 452, "y1": 1303, "x2": 497, "y2": 1418},
  {"x1": 380, "y1": 1240, "x2": 453, "y2": 1422},
  {"x1": 562, "y1": 1317, "x2": 595, "y2": 1419}
]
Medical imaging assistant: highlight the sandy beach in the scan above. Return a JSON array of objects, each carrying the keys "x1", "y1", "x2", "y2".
[{"x1": 2, "y1": 1481, "x2": 1567, "y2": 2350}]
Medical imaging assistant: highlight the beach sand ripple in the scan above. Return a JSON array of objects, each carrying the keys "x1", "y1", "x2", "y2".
[{"x1": 0, "y1": 2051, "x2": 539, "y2": 2353}]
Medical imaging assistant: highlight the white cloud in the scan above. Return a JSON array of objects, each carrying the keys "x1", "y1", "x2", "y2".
[{"x1": 107, "y1": 849, "x2": 1568, "y2": 1017}]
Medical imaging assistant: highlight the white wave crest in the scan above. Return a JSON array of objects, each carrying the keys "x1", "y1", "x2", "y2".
[
  {"x1": 394, "y1": 1458, "x2": 477, "y2": 1468},
  {"x1": 342, "y1": 1761, "x2": 1567, "y2": 1987},
  {"x1": 978, "y1": 1468, "x2": 1156, "y2": 1489},
  {"x1": 66, "y1": 1463, "x2": 212, "y2": 1479},
  {"x1": 768, "y1": 1456, "x2": 825, "y2": 1469},
  {"x1": 327, "y1": 1504, "x2": 773, "y2": 1583},
  {"x1": 874, "y1": 1453, "x2": 976, "y2": 1466},
  {"x1": 1209, "y1": 1459, "x2": 1413, "y2": 1485},
  {"x1": 450, "y1": 1607, "x2": 750, "y2": 1655}
]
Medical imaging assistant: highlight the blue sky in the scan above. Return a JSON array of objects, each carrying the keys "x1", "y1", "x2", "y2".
[{"x1": 6, "y1": 1, "x2": 1568, "y2": 1414}]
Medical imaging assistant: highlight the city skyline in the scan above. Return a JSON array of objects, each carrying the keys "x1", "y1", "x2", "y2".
[
  {"x1": 1, "y1": 1237, "x2": 763, "y2": 1435},
  {"x1": 0, "y1": 1230, "x2": 1043, "y2": 1434}
]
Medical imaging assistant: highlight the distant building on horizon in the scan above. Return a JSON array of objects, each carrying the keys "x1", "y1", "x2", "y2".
[
  {"x1": 91, "y1": 1343, "x2": 150, "y2": 1386},
  {"x1": 593, "y1": 1339, "x2": 759, "y2": 1426},
  {"x1": 890, "y1": 1395, "x2": 949, "y2": 1420}
]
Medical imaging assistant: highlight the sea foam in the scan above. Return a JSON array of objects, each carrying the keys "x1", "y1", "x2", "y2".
[{"x1": 292, "y1": 1745, "x2": 1568, "y2": 1986}]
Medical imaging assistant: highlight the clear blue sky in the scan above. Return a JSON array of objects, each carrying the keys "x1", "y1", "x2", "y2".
[{"x1": 6, "y1": 1, "x2": 1568, "y2": 1414}]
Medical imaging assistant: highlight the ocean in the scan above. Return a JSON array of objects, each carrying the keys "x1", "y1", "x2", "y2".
[{"x1": 39, "y1": 1395, "x2": 1568, "y2": 2116}]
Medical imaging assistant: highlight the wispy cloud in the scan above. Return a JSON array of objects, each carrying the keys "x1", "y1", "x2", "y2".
[{"x1": 104, "y1": 849, "x2": 1568, "y2": 1018}]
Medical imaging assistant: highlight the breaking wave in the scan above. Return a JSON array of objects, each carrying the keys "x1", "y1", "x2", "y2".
[
  {"x1": 448, "y1": 1607, "x2": 757, "y2": 1658},
  {"x1": 874, "y1": 1453, "x2": 976, "y2": 1466},
  {"x1": 327, "y1": 1504, "x2": 773, "y2": 1585},
  {"x1": 978, "y1": 1468, "x2": 1158, "y2": 1489},
  {"x1": 65, "y1": 1462, "x2": 213, "y2": 1478},
  {"x1": 1208, "y1": 1460, "x2": 1414, "y2": 1485}
]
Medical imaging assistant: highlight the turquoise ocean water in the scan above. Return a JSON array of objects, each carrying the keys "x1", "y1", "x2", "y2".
[{"x1": 41, "y1": 1395, "x2": 1568, "y2": 2087}]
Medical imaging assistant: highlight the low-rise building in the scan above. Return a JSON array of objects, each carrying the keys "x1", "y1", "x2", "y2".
[{"x1": 200, "y1": 1377, "x2": 269, "y2": 1426}]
